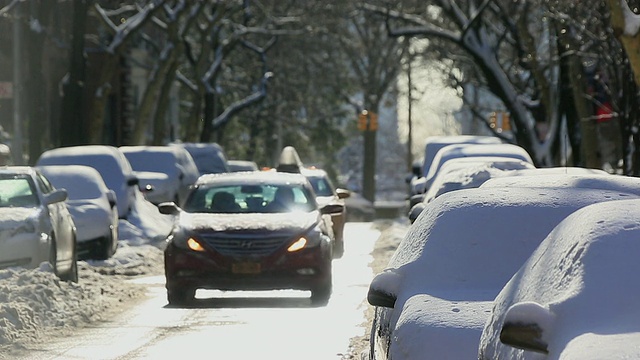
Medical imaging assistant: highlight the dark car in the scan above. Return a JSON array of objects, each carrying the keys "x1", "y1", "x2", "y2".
[
  {"x1": 301, "y1": 167, "x2": 350, "y2": 258},
  {"x1": 159, "y1": 171, "x2": 342, "y2": 306}
]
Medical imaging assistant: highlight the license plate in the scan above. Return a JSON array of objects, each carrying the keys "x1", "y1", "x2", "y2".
[{"x1": 232, "y1": 262, "x2": 261, "y2": 274}]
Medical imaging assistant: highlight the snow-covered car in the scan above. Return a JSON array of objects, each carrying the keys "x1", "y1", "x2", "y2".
[
  {"x1": 408, "y1": 156, "x2": 535, "y2": 223},
  {"x1": 38, "y1": 165, "x2": 118, "y2": 260},
  {"x1": 366, "y1": 184, "x2": 640, "y2": 360},
  {"x1": 479, "y1": 199, "x2": 640, "y2": 359},
  {"x1": 160, "y1": 171, "x2": 343, "y2": 306},
  {"x1": 227, "y1": 159, "x2": 259, "y2": 172},
  {"x1": 170, "y1": 142, "x2": 229, "y2": 176},
  {"x1": 119, "y1": 145, "x2": 199, "y2": 205},
  {"x1": 0, "y1": 167, "x2": 77, "y2": 282},
  {"x1": 408, "y1": 135, "x2": 503, "y2": 198},
  {"x1": 419, "y1": 142, "x2": 533, "y2": 195},
  {"x1": 301, "y1": 166, "x2": 350, "y2": 258},
  {"x1": 36, "y1": 145, "x2": 139, "y2": 219}
]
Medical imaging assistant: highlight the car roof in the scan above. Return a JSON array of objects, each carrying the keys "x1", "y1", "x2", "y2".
[
  {"x1": 388, "y1": 186, "x2": 640, "y2": 293},
  {"x1": 196, "y1": 170, "x2": 310, "y2": 186},
  {"x1": 300, "y1": 167, "x2": 328, "y2": 178},
  {"x1": 0, "y1": 166, "x2": 37, "y2": 176},
  {"x1": 425, "y1": 143, "x2": 533, "y2": 183},
  {"x1": 481, "y1": 172, "x2": 640, "y2": 195}
]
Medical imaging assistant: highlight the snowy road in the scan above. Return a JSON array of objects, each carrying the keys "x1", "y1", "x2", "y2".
[{"x1": 12, "y1": 222, "x2": 381, "y2": 360}]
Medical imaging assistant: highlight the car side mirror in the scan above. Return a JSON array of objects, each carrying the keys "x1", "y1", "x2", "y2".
[
  {"x1": 44, "y1": 189, "x2": 68, "y2": 205},
  {"x1": 336, "y1": 188, "x2": 351, "y2": 199},
  {"x1": 106, "y1": 190, "x2": 117, "y2": 207},
  {"x1": 408, "y1": 203, "x2": 425, "y2": 224},
  {"x1": 320, "y1": 203, "x2": 344, "y2": 215},
  {"x1": 127, "y1": 176, "x2": 139, "y2": 187},
  {"x1": 367, "y1": 288, "x2": 396, "y2": 308},
  {"x1": 499, "y1": 302, "x2": 553, "y2": 354},
  {"x1": 158, "y1": 202, "x2": 180, "y2": 215}
]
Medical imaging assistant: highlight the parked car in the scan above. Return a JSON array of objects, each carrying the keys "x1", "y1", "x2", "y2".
[
  {"x1": 408, "y1": 135, "x2": 503, "y2": 198},
  {"x1": 227, "y1": 160, "x2": 259, "y2": 172},
  {"x1": 0, "y1": 167, "x2": 77, "y2": 282},
  {"x1": 119, "y1": 145, "x2": 199, "y2": 205},
  {"x1": 420, "y1": 143, "x2": 534, "y2": 194},
  {"x1": 408, "y1": 156, "x2": 535, "y2": 223},
  {"x1": 301, "y1": 166, "x2": 350, "y2": 258},
  {"x1": 366, "y1": 183, "x2": 640, "y2": 360},
  {"x1": 479, "y1": 199, "x2": 640, "y2": 359},
  {"x1": 39, "y1": 165, "x2": 119, "y2": 260},
  {"x1": 170, "y1": 142, "x2": 229, "y2": 176},
  {"x1": 36, "y1": 145, "x2": 139, "y2": 219},
  {"x1": 160, "y1": 171, "x2": 343, "y2": 306}
]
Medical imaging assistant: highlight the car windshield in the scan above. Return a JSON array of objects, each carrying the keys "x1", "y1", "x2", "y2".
[
  {"x1": 306, "y1": 176, "x2": 334, "y2": 196},
  {"x1": 0, "y1": 176, "x2": 39, "y2": 207},
  {"x1": 182, "y1": 183, "x2": 315, "y2": 214}
]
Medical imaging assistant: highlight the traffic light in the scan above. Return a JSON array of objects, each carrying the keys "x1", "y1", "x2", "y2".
[
  {"x1": 502, "y1": 112, "x2": 511, "y2": 131},
  {"x1": 489, "y1": 112, "x2": 497, "y2": 129},
  {"x1": 369, "y1": 112, "x2": 378, "y2": 131},
  {"x1": 358, "y1": 111, "x2": 368, "y2": 131}
]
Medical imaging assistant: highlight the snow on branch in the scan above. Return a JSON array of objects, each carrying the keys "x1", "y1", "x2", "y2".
[{"x1": 620, "y1": 0, "x2": 640, "y2": 36}]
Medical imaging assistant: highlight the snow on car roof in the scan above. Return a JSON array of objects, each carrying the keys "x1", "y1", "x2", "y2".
[
  {"x1": 425, "y1": 143, "x2": 533, "y2": 185},
  {"x1": 480, "y1": 198, "x2": 640, "y2": 358},
  {"x1": 383, "y1": 185, "x2": 640, "y2": 294},
  {"x1": 119, "y1": 146, "x2": 179, "y2": 175},
  {"x1": 196, "y1": 170, "x2": 310, "y2": 186},
  {"x1": 424, "y1": 157, "x2": 535, "y2": 202},
  {"x1": 481, "y1": 172, "x2": 640, "y2": 195},
  {"x1": 39, "y1": 165, "x2": 109, "y2": 200}
]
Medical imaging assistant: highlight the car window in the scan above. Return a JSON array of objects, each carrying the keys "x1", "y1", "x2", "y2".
[
  {"x1": 306, "y1": 175, "x2": 334, "y2": 196},
  {"x1": 0, "y1": 176, "x2": 39, "y2": 207},
  {"x1": 36, "y1": 173, "x2": 54, "y2": 194},
  {"x1": 183, "y1": 183, "x2": 315, "y2": 214}
]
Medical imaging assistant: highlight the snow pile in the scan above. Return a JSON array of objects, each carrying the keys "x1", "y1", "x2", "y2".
[{"x1": 0, "y1": 194, "x2": 172, "y2": 353}]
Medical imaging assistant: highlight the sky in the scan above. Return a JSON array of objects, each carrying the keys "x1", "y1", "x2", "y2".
[{"x1": 0, "y1": 192, "x2": 172, "y2": 354}]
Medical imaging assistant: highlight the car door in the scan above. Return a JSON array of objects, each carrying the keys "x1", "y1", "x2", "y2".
[{"x1": 36, "y1": 172, "x2": 75, "y2": 264}]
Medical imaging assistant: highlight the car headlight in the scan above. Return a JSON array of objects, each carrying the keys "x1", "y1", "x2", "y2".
[
  {"x1": 167, "y1": 230, "x2": 206, "y2": 252},
  {"x1": 287, "y1": 225, "x2": 324, "y2": 252}
]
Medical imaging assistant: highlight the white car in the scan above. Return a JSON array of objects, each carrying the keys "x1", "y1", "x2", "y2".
[
  {"x1": 479, "y1": 199, "x2": 640, "y2": 359},
  {"x1": 39, "y1": 165, "x2": 119, "y2": 260},
  {"x1": 421, "y1": 143, "x2": 534, "y2": 193},
  {"x1": 36, "y1": 145, "x2": 139, "y2": 219},
  {"x1": 0, "y1": 167, "x2": 77, "y2": 282},
  {"x1": 119, "y1": 145, "x2": 199, "y2": 205},
  {"x1": 366, "y1": 182, "x2": 640, "y2": 360},
  {"x1": 408, "y1": 156, "x2": 535, "y2": 222},
  {"x1": 170, "y1": 142, "x2": 229, "y2": 176},
  {"x1": 408, "y1": 135, "x2": 503, "y2": 197}
]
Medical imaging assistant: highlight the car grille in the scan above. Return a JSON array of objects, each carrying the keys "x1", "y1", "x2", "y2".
[{"x1": 199, "y1": 232, "x2": 294, "y2": 257}]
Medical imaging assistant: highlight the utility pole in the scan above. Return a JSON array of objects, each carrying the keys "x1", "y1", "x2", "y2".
[{"x1": 12, "y1": 3, "x2": 23, "y2": 164}]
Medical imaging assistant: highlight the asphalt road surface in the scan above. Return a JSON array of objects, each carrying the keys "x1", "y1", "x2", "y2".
[{"x1": 13, "y1": 222, "x2": 381, "y2": 360}]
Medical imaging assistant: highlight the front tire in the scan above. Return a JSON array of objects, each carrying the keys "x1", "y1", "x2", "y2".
[
  {"x1": 167, "y1": 286, "x2": 195, "y2": 306},
  {"x1": 310, "y1": 261, "x2": 332, "y2": 305}
]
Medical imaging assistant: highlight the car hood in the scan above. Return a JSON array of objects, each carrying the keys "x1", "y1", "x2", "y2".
[
  {"x1": 178, "y1": 211, "x2": 320, "y2": 233},
  {"x1": 390, "y1": 291, "x2": 495, "y2": 360}
]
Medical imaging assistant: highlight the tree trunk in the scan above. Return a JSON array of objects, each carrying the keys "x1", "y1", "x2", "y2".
[{"x1": 60, "y1": 0, "x2": 88, "y2": 147}]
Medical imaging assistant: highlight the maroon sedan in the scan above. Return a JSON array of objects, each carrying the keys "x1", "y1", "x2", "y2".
[{"x1": 160, "y1": 171, "x2": 341, "y2": 306}]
